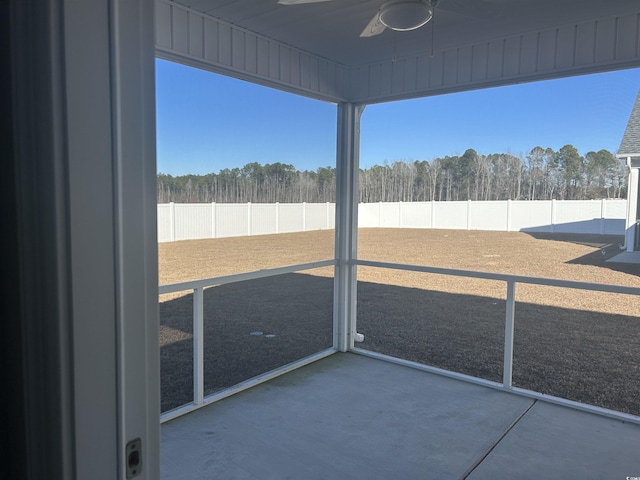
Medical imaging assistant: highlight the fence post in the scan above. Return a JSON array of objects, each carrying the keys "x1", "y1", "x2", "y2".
[
  {"x1": 600, "y1": 199, "x2": 606, "y2": 235},
  {"x1": 247, "y1": 202, "x2": 251, "y2": 236},
  {"x1": 398, "y1": 201, "x2": 402, "y2": 228},
  {"x1": 275, "y1": 202, "x2": 280, "y2": 234},
  {"x1": 430, "y1": 201, "x2": 435, "y2": 229},
  {"x1": 193, "y1": 286, "x2": 205, "y2": 405},
  {"x1": 327, "y1": 202, "x2": 331, "y2": 229},
  {"x1": 506, "y1": 199, "x2": 512, "y2": 232},
  {"x1": 467, "y1": 200, "x2": 472, "y2": 230},
  {"x1": 503, "y1": 281, "x2": 516, "y2": 389},
  {"x1": 551, "y1": 199, "x2": 557, "y2": 233},
  {"x1": 303, "y1": 202, "x2": 307, "y2": 231},
  {"x1": 169, "y1": 201, "x2": 175, "y2": 242},
  {"x1": 211, "y1": 202, "x2": 216, "y2": 239}
]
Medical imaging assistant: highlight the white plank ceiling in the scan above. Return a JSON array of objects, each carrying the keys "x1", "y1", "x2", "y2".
[{"x1": 156, "y1": 0, "x2": 640, "y2": 102}]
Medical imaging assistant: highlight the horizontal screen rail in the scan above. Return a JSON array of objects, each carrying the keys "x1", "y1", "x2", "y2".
[
  {"x1": 353, "y1": 261, "x2": 639, "y2": 423},
  {"x1": 159, "y1": 259, "x2": 336, "y2": 295},
  {"x1": 356, "y1": 260, "x2": 640, "y2": 296}
]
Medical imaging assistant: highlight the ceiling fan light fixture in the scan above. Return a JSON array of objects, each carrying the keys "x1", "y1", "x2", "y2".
[{"x1": 379, "y1": 1, "x2": 433, "y2": 32}]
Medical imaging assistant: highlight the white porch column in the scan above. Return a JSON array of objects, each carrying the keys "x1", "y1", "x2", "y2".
[
  {"x1": 334, "y1": 103, "x2": 364, "y2": 352},
  {"x1": 625, "y1": 159, "x2": 639, "y2": 252}
]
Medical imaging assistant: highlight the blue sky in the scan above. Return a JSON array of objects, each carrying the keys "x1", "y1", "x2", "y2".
[{"x1": 156, "y1": 58, "x2": 640, "y2": 176}]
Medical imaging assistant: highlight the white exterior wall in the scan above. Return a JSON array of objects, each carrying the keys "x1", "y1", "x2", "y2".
[{"x1": 157, "y1": 200, "x2": 628, "y2": 242}]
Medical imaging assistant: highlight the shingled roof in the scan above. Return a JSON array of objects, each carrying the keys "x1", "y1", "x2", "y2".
[{"x1": 618, "y1": 89, "x2": 640, "y2": 162}]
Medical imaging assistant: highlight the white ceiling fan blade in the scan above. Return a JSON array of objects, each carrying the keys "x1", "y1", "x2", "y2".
[
  {"x1": 360, "y1": 12, "x2": 385, "y2": 37},
  {"x1": 278, "y1": 0, "x2": 336, "y2": 5}
]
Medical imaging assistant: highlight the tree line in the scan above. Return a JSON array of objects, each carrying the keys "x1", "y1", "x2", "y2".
[{"x1": 157, "y1": 145, "x2": 627, "y2": 204}]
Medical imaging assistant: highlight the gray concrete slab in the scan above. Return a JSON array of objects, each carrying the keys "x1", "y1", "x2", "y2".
[
  {"x1": 162, "y1": 353, "x2": 640, "y2": 479},
  {"x1": 607, "y1": 251, "x2": 640, "y2": 264},
  {"x1": 468, "y1": 400, "x2": 640, "y2": 480},
  {"x1": 161, "y1": 352, "x2": 534, "y2": 480}
]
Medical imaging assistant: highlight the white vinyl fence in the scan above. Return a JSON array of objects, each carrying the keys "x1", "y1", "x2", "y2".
[
  {"x1": 158, "y1": 202, "x2": 336, "y2": 242},
  {"x1": 157, "y1": 199, "x2": 627, "y2": 242}
]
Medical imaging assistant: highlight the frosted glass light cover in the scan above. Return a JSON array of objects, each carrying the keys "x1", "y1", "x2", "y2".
[{"x1": 379, "y1": 2, "x2": 432, "y2": 31}]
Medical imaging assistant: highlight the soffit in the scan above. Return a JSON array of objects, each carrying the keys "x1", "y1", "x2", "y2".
[{"x1": 172, "y1": 0, "x2": 640, "y2": 67}]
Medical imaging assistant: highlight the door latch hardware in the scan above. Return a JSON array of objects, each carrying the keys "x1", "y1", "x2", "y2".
[{"x1": 126, "y1": 438, "x2": 142, "y2": 479}]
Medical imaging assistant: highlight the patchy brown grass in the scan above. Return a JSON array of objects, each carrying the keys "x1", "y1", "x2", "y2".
[{"x1": 159, "y1": 229, "x2": 640, "y2": 415}]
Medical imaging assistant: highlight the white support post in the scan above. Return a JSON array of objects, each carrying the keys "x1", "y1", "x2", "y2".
[
  {"x1": 503, "y1": 281, "x2": 516, "y2": 389},
  {"x1": 467, "y1": 199, "x2": 472, "y2": 230},
  {"x1": 625, "y1": 160, "x2": 639, "y2": 252},
  {"x1": 506, "y1": 199, "x2": 512, "y2": 232},
  {"x1": 551, "y1": 199, "x2": 557, "y2": 233},
  {"x1": 193, "y1": 287, "x2": 205, "y2": 405},
  {"x1": 275, "y1": 202, "x2": 280, "y2": 234},
  {"x1": 334, "y1": 103, "x2": 364, "y2": 352}
]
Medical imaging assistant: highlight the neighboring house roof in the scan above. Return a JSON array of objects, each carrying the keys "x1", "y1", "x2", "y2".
[{"x1": 618, "y1": 89, "x2": 640, "y2": 160}]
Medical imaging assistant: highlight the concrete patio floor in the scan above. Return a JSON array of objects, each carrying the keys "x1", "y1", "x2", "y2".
[
  {"x1": 608, "y1": 251, "x2": 640, "y2": 264},
  {"x1": 161, "y1": 352, "x2": 640, "y2": 479}
]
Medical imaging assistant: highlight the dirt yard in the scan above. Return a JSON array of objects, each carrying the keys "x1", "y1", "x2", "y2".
[{"x1": 159, "y1": 229, "x2": 640, "y2": 415}]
